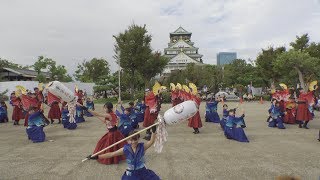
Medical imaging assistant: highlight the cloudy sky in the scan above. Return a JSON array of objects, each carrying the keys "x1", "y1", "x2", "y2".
[{"x1": 1, "y1": 0, "x2": 320, "y2": 75}]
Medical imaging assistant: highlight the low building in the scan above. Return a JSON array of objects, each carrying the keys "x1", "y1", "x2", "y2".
[{"x1": 0, "y1": 67, "x2": 50, "y2": 81}]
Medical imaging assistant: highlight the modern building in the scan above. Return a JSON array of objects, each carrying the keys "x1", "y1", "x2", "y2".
[
  {"x1": 0, "y1": 67, "x2": 50, "y2": 81},
  {"x1": 217, "y1": 52, "x2": 237, "y2": 65},
  {"x1": 162, "y1": 26, "x2": 203, "y2": 77}
]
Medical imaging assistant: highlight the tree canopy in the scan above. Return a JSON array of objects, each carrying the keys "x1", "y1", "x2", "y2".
[
  {"x1": 74, "y1": 58, "x2": 110, "y2": 83},
  {"x1": 33, "y1": 56, "x2": 72, "y2": 82}
]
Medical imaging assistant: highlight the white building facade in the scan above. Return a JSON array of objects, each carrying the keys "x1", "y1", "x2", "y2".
[{"x1": 163, "y1": 27, "x2": 203, "y2": 77}]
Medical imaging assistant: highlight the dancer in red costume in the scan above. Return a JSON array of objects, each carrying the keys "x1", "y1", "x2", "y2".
[
  {"x1": 10, "y1": 92, "x2": 23, "y2": 125},
  {"x1": 283, "y1": 97, "x2": 296, "y2": 124},
  {"x1": 88, "y1": 102, "x2": 126, "y2": 165},
  {"x1": 143, "y1": 89, "x2": 160, "y2": 140},
  {"x1": 296, "y1": 88, "x2": 314, "y2": 129},
  {"x1": 47, "y1": 92, "x2": 61, "y2": 124},
  {"x1": 34, "y1": 87, "x2": 44, "y2": 112},
  {"x1": 188, "y1": 93, "x2": 202, "y2": 134}
]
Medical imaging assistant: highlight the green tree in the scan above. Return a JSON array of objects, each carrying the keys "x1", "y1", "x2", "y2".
[
  {"x1": 274, "y1": 50, "x2": 320, "y2": 91},
  {"x1": 165, "y1": 64, "x2": 223, "y2": 94},
  {"x1": 306, "y1": 42, "x2": 320, "y2": 58},
  {"x1": 223, "y1": 59, "x2": 262, "y2": 87},
  {"x1": 114, "y1": 24, "x2": 152, "y2": 95},
  {"x1": 33, "y1": 56, "x2": 72, "y2": 82},
  {"x1": 74, "y1": 58, "x2": 110, "y2": 83},
  {"x1": 255, "y1": 47, "x2": 286, "y2": 86},
  {"x1": 139, "y1": 52, "x2": 169, "y2": 88},
  {"x1": 93, "y1": 75, "x2": 118, "y2": 98},
  {"x1": 290, "y1": 34, "x2": 309, "y2": 51}
]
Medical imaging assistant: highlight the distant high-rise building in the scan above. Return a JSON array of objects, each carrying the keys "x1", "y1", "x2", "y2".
[
  {"x1": 162, "y1": 26, "x2": 203, "y2": 77},
  {"x1": 217, "y1": 52, "x2": 237, "y2": 65}
]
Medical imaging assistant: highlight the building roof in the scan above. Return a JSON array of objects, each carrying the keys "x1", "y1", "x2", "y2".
[
  {"x1": 170, "y1": 26, "x2": 192, "y2": 35},
  {"x1": 2, "y1": 67, "x2": 51, "y2": 78}
]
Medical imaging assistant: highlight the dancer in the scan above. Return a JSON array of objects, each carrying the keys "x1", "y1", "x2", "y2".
[
  {"x1": 170, "y1": 83, "x2": 182, "y2": 106},
  {"x1": 224, "y1": 109, "x2": 249, "y2": 142},
  {"x1": 86, "y1": 129, "x2": 160, "y2": 180},
  {"x1": 205, "y1": 97, "x2": 221, "y2": 123},
  {"x1": 116, "y1": 106, "x2": 134, "y2": 137},
  {"x1": 75, "y1": 89, "x2": 84, "y2": 105},
  {"x1": 10, "y1": 92, "x2": 23, "y2": 125},
  {"x1": 283, "y1": 96, "x2": 296, "y2": 124},
  {"x1": 135, "y1": 100, "x2": 146, "y2": 123},
  {"x1": 34, "y1": 87, "x2": 44, "y2": 111},
  {"x1": 85, "y1": 97, "x2": 95, "y2": 117},
  {"x1": 26, "y1": 106, "x2": 46, "y2": 143},
  {"x1": 188, "y1": 93, "x2": 202, "y2": 134},
  {"x1": 268, "y1": 101, "x2": 286, "y2": 129},
  {"x1": 87, "y1": 102, "x2": 126, "y2": 165},
  {"x1": 61, "y1": 104, "x2": 69, "y2": 128},
  {"x1": 220, "y1": 104, "x2": 229, "y2": 129},
  {"x1": 0, "y1": 101, "x2": 8, "y2": 123},
  {"x1": 47, "y1": 92, "x2": 61, "y2": 124},
  {"x1": 143, "y1": 88, "x2": 159, "y2": 140},
  {"x1": 75, "y1": 104, "x2": 85, "y2": 123},
  {"x1": 296, "y1": 88, "x2": 313, "y2": 129}
]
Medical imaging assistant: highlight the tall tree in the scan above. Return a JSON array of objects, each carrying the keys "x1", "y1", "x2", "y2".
[
  {"x1": 114, "y1": 24, "x2": 152, "y2": 95},
  {"x1": 74, "y1": 58, "x2": 110, "y2": 83},
  {"x1": 290, "y1": 34, "x2": 309, "y2": 51},
  {"x1": 255, "y1": 47, "x2": 286, "y2": 86},
  {"x1": 274, "y1": 50, "x2": 320, "y2": 91},
  {"x1": 139, "y1": 52, "x2": 169, "y2": 88},
  {"x1": 223, "y1": 59, "x2": 263, "y2": 87}
]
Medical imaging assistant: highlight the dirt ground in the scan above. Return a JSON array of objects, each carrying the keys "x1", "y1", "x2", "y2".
[{"x1": 0, "y1": 101, "x2": 319, "y2": 180}]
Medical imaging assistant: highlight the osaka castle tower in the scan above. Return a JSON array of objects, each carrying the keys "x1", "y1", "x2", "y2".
[{"x1": 163, "y1": 26, "x2": 203, "y2": 77}]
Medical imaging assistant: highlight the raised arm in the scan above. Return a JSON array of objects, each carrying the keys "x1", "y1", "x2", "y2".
[{"x1": 144, "y1": 127, "x2": 157, "y2": 150}]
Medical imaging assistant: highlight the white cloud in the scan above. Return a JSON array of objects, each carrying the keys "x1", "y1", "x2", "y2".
[{"x1": 0, "y1": 0, "x2": 319, "y2": 74}]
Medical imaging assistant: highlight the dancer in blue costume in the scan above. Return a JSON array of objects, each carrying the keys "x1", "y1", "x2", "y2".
[
  {"x1": 220, "y1": 104, "x2": 229, "y2": 129},
  {"x1": 87, "y1": 129, "x2": 160, "y2": 180},
  {"x1": 120, "y1": 101, "x2": 140, "y2": 129},
  {"x1": 84, "y1": 98, "x2": 95, "y2": 117},
  {"x1": 224, "y1": 109, "x2": 249, "y2": 142},
  {"x1": 268, "y1": 101, "x2": 286, "y2": 129},
  {"x1": 75, "y1": 104, "x2": 85, "y2": 123},
  {"x1": 0, "y1": 101, "x2": 8, "y2": 123},
  {"x1": 26, "y1": 107, "x2": 46, "y2": 143},
  {"x1": 61, "y1": 104, "x2": 77, "y2": 129},
  {"x1": 134, "y1": 100, "x2": 146, "y2": 123},
  {"x1": 205, "y1": 97, "x2": 222, "y2": 123},
  {"x1": 61, "y1": 105, "x2": 70, "y2": 128},
  {"x1": 116, "y1": 107, "x2": 134, "y2": 137}
]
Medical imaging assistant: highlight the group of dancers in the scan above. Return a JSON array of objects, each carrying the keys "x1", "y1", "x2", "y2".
[
  {"x1": 267, "y1": 83, "x2": 318, "y2": 132},
  {"x1": 170, "y1": 82, "x2": 249, "y2": 142},
  {"x1": 2, "y1": 80, "x2": 319, "y2": 180}
]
